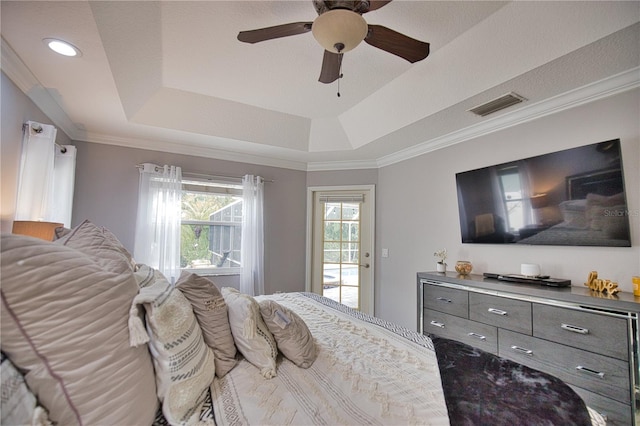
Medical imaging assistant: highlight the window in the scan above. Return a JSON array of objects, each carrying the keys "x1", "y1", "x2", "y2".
[
  {"x1": 180, "y1": 178, "x2": 243, "y2": 274},
  {"x1": 498, "y1": 166, "x2": 524, "y2": 232}
]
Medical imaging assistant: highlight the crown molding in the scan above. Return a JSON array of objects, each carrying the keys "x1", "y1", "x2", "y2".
[
  {"x1": 84, "y1": 131, "x2": 309, "y2": 171},
  {"x1": 306, "y1": 159, "x2": 379, "y2": 172},
  {"x1": 373, "y1": 67, "x2": 640, "y2": 169}
]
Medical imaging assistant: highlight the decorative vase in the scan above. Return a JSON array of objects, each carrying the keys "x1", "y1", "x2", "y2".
[
  {"x1": 455, "y1": 261, "x2": 473, "y2": 276},
  {"x1": 436, "y1": 262, "x2": 447, "y2": 272}
]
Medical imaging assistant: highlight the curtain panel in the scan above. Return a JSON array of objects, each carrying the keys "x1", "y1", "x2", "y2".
[
  {"x1": 15, "y1": 121, "x2": 76, "y2": 227},
  {"x1": 134, "y1": 163, "x2": 182, "y2": 284},
  {"x1": 240, "y1": 175, "x2": 264, "y2": 296}
]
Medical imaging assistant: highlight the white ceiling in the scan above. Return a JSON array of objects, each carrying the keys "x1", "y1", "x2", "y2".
[{"x1": 1, "y1": 1, "x2": 639, "y2": 170}]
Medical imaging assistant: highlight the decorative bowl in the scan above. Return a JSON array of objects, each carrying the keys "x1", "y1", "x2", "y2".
[{"x1": 455, "y1": 261, "x2": 473, "y2": 276}]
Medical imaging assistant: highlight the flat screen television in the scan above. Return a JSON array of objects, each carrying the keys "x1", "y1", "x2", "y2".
[{"x1": 455, "y1": 139, "x2": 631, "y2": 246}]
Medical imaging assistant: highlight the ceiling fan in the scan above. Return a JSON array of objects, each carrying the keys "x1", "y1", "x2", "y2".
[{"x1": 237, "y1": 0, "x2": 430, "y2": 84}]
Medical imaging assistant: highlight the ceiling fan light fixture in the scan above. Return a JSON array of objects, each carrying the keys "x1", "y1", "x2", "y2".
[{"x1": 312, "y1": 9, "x2": 368, "y2": 53}]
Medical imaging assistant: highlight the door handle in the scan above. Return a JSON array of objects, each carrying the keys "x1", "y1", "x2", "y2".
[{"x1": 359, "y1": 263, "x2": 370, "y2": 268}]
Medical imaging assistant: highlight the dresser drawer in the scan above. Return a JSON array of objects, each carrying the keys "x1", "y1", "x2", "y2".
[
  {"x1": 424, "y1": 309, "x2": 497, "y2": 354},
  {"x1": 469, "y1": 293, "x2": 532, "y2": 334},
  {"x1": 533, "y1": 304, "x2": 630, "y2": 361},
  {"x1": 423, "y1": 285, "x2": 468, "y2": 318},
  {"x1": 569, "y1": 385, "x2": 632, "y2": 426},
  {"x1": 498, "y1": 329, "x2": 631, "y2": 404}
]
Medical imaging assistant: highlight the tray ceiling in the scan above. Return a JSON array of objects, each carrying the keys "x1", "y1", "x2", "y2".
[{"x1": 1, "y1": 1, "x2": 639, "y2": 170}]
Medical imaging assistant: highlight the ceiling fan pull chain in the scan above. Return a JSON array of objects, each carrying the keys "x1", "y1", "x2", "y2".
[{"x1": 337, "y1": 53, "x2": 344, "y2": 97}]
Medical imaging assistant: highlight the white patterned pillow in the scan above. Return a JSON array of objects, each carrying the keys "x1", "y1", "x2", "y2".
[
  {"x1": 0, "y1": 352, "x2": 41, "y2": 426},
  {"x1": 130, "y1": 265, "x2": 216, "y2": 425},
  {"x1": 221, "y1": 288, "x2": 278, "y2": 378}
]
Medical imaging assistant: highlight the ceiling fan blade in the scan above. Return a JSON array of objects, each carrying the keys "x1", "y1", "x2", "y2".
[
  {"x1": 238, "y1": 22, "x2": 312, "y2": 44},
  {"x1": 318, "y1": 50, "x2": 343, "y2": 84},
  {"x1": 365, "y1": 1, "x2": 393, "y2": 12},
  {"x1": 364, "y1": 24, "x2": 430, "y2": 63}
]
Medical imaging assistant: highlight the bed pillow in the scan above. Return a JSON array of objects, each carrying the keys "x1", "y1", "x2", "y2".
[
  {"x1": 130, "y1": 264, "x2": 216, "y2": 425},
  {"x1": 177, "y1": 271, "x2": 238, "y2": 377},
  {"x1": 55, "y1": 219, "x2": 135, "y2": 271},
  {"x1": 0, "y1": 234, "x2": 158, "y2": 426},
  {"x1": 558, "y1": 199, "x2": 588, "y2": 228},
  {"x1": 221, "y1": 288, "x2": 278, "y2": 378},
  {"x1": 259, "y1": 300, "x2": 317, "y2": 368},
  {"x1": 586, "y1": 192, "x2": 626, "y2": 227}
]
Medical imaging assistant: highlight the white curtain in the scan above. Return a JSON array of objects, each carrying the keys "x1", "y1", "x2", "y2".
[
  {"x1": 15, "y1": 121, "x2": 76, "y2": 227},
  {"x1": 51, "y1": 145, "x2": 77, "y2": 226},
  {"x1": 240, "y1": 175, "x2": 264, "y2": 296},
  {"x1": 134, "y1": 163, "x2": 182, "y2": 284}
]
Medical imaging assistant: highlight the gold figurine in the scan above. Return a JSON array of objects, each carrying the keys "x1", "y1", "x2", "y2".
[{"x1": 584, "y1": 271, "x2": 620, "y2": 295}]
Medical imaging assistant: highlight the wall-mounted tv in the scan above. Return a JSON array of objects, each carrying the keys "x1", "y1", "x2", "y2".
[{"x1": 455, "y1": 139, "x2": 631, "y2": 247}]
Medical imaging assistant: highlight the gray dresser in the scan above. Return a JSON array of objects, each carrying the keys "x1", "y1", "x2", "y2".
[{"x1": 418, "y1": 272, "x2": 640, "y2": 425}]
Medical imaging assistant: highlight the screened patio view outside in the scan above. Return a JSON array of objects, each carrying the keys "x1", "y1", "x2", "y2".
[
  {"x1": 322, "y1": 201, "x2": 361, "y2": 309},
  {"x1": 181, "y1": 189, "x2": 242, "y2": 270}
]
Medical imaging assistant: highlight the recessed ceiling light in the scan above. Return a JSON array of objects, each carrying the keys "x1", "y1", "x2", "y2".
[{"x1": 43, "y1": 38, "x2": 81, "y2": 57}]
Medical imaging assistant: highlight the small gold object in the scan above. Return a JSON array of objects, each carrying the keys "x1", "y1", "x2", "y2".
[{"x1": 584, "y1": 271, "x2": 620, "y2": 295}]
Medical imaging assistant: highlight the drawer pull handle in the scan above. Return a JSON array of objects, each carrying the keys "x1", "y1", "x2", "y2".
[
  {"x1": 430, "y1": 321, "x2": 445, "y2": 328},
  {"x1": 576, "y1": 365, "x2": 605, "y2": 379},
  {"x1": 488, "y1": 308, "x2": 508, "y2": 316},
  {"x1": 561, "y1": 323, "x2": 589, "y2": 334},
  {"x1": 510, "y1": 345, "x2": 533, "y2": 356},
  {"x1": 468, "y1": 332, "x2": 486, "y2": 341},
  {"x1": 436, "y1": 297, "x2": 452, "y2": 303}
]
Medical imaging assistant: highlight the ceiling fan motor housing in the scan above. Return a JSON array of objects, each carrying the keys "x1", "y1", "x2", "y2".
[{"x1": 313, "y1": 0, "x2": 371, "y2": 15}]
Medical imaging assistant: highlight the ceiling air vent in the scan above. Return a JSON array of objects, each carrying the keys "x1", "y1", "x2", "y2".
[{"x1": 468, "y1": 92, "x2": 527, "y2": 117}]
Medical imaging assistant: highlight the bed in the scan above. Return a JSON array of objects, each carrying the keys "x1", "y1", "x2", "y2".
[
  {"x1": 205, "y1": 292, "x2": 604, "y2": 426},
  {"x1": 143, "y1": 291, "x2": 606, "y2": 426},
  {"x1": 517, "y1": 167, "x2": 631, "y2": 247},
  {"x1": 1, "y1": 223, "x2": 606, "y2": 426}
]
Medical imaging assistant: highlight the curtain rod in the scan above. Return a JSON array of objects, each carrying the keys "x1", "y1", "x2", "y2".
[
  {"x1": 135, "y1": 164, "x2": 273, "y2": 183},
  {"x1": 22, "y1": 122, "x2": 68, "y2": 153}
]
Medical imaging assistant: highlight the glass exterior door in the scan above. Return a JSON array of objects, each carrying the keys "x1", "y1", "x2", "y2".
[
  {"x1": 310, "y1": 187, "x2": 374, "y2": 315},
  {"x1": 321, "y1": 201, "x2": 361, "y2": 309}
]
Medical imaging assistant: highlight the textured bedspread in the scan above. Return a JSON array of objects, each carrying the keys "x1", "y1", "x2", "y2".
[{"x1": 210, "y1": 292, "x2": 450, "y2": 426}]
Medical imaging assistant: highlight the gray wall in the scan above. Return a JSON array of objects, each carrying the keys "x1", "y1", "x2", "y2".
[
  {"x1": 375, "y1": 89, "x2": 640, "y2": 329},
  {"x1": 71, "y1": 140, "x2": 307, "y2": 295},
  {"x1": 1, "y1": 73, "x2": 71, "y2": 233}
]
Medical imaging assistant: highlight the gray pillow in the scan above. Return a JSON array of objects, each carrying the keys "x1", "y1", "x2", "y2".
[
  {"x1": 259, "y1": 299, "x2": 317, "y2": 368},
  {"x1": 177, "y1": 271, "x2": 238, "y2": 377},
  {"x1": 1, "y1": 234, "x2": 158, "y2": 426}
]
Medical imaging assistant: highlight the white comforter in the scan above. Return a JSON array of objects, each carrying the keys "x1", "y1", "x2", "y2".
[{"x1": 210, "y1": 292, "x2": 450, "y2": 426}]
